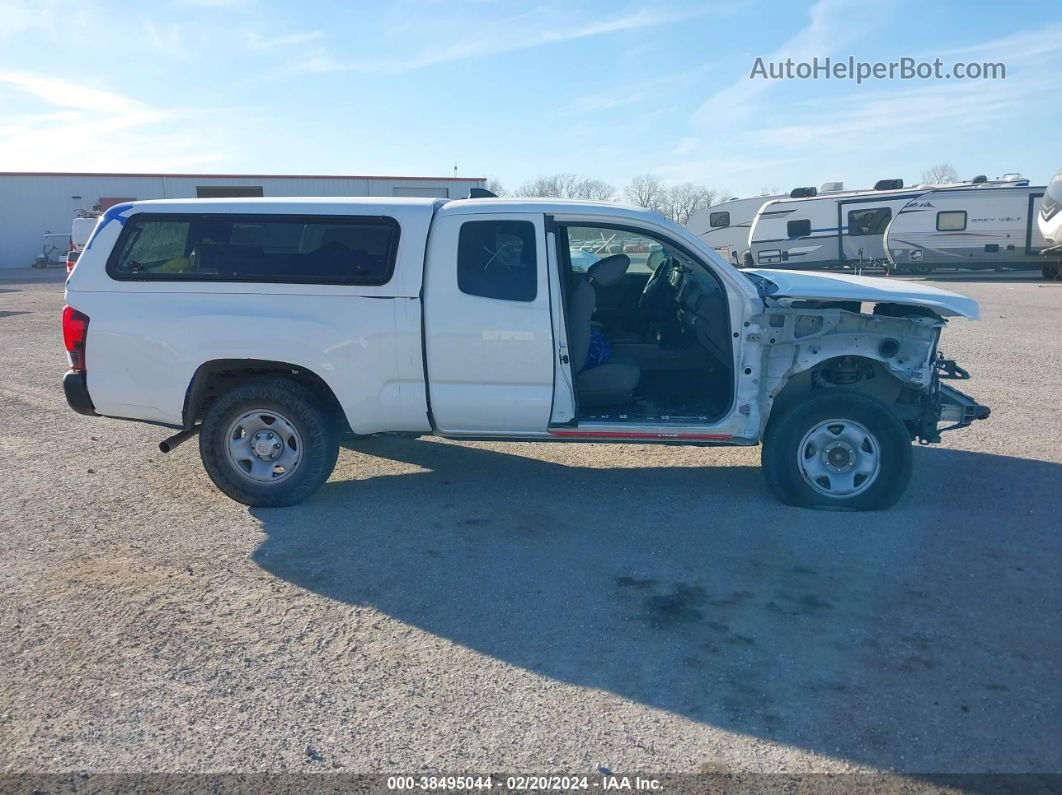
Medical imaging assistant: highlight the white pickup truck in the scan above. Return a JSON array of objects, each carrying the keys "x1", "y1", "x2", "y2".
[{"x1": 62, "y1": 196, "x2": 989, "y2": 510}]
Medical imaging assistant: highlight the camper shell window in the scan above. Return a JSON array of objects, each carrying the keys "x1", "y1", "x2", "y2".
[
  {"x1": 787, "y1": 219, "x2": 811, "y2": 238},
  {"x1": 848, "y1": 207, "x2": 892, "y2": 236},
  {"x1": 936, "y1": 211, "x2": 967, "y2": 231},
  {"x1": 106, "y1": 213, "x2": 400, "y2": 284},
  {"x1": 709, "y1": 212, "x2": 730, "y2": 228}
]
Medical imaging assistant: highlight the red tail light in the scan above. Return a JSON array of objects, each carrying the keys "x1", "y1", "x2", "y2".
[
  {"x1": 62, "y1": 306, "x2": 90, "y2": 372},
  {"x1": 65, "y1": 250, "x2": 79, "y2": 274}
]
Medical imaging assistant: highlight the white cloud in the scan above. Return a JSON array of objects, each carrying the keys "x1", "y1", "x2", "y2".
[
  {"x1": 0, "y1": 71, "x2": 232, "y2": 170},
  {"x1": 0, "y1": 0, "x2": 88, "y2": 39},
  {"x1": 747, "y1": 74, "x2": 1056, "y2": 154},
  {"x1": 936, "y1": 22, "x2": 1062, "y2": 64},
  {"x1": 141, "y1": 20, "x2": 192, "y2": 60},
  {"x1": 248, "y1": 30, "x2": 324, "y2": 51},
  {"x1": 667, "y1": 0, "x2": 889, "y2": 169},
  {"x1": 564, "y1": 64, "x2": 714, "y2": 115},
  {"x1": 296, "y1": 5, "x2": 708, "y2": 75},
  {"x1": 693, "y1": 0, "x2": 884, "y2": 124},
  {"x1": 0, "y1": 70, "x2": 147, "y2": 114},
  {"x1": 656, "y1": 3, "x2": 1062, "y2": 194},
  {"x1": 173, "y1": 0, "x2": 253, "y2": 6}
]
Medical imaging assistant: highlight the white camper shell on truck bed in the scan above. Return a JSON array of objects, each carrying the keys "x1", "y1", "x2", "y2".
[{"x1": 63, "y1": 196, "x2": 989, "y2": 511}]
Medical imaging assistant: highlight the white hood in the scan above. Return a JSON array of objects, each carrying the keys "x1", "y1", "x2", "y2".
[{"x1": 748, "y1": 269, "x2": 979, "y2": 319}]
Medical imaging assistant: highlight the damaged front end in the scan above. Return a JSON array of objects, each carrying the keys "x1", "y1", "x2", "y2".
[
  {"x1": 917, "y1": 355, "x2": 991, "y2": 443},
  {"x1": 756, "y1": 301, "x2": 990, "y2": 445}
]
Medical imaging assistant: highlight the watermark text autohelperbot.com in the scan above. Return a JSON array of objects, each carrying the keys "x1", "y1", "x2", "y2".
[{"x1": 750, "y1": 56, "x2": 1005, "y2": 84}]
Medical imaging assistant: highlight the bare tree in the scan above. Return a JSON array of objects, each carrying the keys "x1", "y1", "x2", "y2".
[
  {"x1": 663, "y1": 182, "x2": 719, "y2": 225},
  {"x1": 515, "y1": 173, "x2": 614, "y2": 200},
  {"x1": 921, "y1": 163, "x2": 960, "y2": 185},
  {"x1": 515, "y1": 175, "x2": 557, "y2": 197},
  {"x1": 623, "y1": 174, "x2": 666, "y2": 212},
  {"x1": 484, "y1": 177, "x2": 506, "y2": 196},
  {"x1": 573, "y1": 179, "x2": 615, "y2": 201},
  {"x1": 516, "y1": 174, "x2": 566, "y2": 197}
]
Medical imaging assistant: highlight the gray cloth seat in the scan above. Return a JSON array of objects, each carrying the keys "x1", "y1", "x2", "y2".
[
  {"x1": 576, "y1": 354, "x2": 641, "y2": 407},
  {"x1": 568, "y1": 254, "x2": 641, "y2": 407}
]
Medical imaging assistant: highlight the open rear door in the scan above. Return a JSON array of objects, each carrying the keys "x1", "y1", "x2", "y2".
[{"x1": 422, "y1": 211, "x2": 556, "y2": 436}]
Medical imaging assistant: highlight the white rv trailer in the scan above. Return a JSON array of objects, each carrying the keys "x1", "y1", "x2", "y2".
[
  {"x1": 746, "y1": 180, "x2": 928, "y2": 270},
  {"x1": 687, "y1": 183, "x2": 844, "y2": 267},
  {"x1": 885, "y1": 184, "x2": 1048, "y2": 275},
  {"x1": 1038, "y1": 169, "x2": 1062, "y2": 280},
  {"x1": 687, "y1": 193, "x2": 785, "y2": 266}
]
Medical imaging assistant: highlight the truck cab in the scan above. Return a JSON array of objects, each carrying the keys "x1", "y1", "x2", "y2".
[{"x1": 63, "y1": 196, "x2": 989, "y2": 510}]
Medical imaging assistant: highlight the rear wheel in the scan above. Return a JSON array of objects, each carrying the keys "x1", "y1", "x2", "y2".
[
  {"x1": 1043, "y1": 262, "x2": 1062, "y2": 281},
  {"x1": 199, "y1": 377, "x2": 339, "y2": 507},
  {"x1": 762, "y1": 390, "x2": 913, "y2": 510}
]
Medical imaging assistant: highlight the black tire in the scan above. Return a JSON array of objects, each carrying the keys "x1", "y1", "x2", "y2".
[
  {"x1": 1043, "y1": 263, "x2": 1062, "y2": 281},
  {"x1": 199, "y1": 377, "x2": 339, "y2": 507},
  {"x1": 761, "y1": 390, "x2": 913, "y2": 510}
]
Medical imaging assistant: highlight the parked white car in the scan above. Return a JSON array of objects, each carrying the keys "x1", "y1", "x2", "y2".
[{"x1": 63, "y1": 197, "x2": 989, "y2": 510}]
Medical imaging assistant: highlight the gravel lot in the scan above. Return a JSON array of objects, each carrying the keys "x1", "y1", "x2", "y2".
[{"x1": 1, "y1": 268, "x2": 1059, "y2": 777}]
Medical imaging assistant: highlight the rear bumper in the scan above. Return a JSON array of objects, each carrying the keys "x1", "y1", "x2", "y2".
[{"x1": 63, "y1": 371, "x2": 97, "y2": 416}]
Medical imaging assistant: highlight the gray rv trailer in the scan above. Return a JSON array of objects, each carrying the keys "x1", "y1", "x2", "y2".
[
  {"x1": 885, "y1": 184, "x2": 1048, "y2": 274},
  {"x1": 747, "y1": 180, "x2": 926, "y2": 270},
  {"x1": 1036, "y1": 169, "x2": 1062, "y2": 280}
]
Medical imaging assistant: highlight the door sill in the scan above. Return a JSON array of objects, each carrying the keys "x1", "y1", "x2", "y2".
[{"x1": 548, "y1": 420, "x2": 742, "y2": 443}]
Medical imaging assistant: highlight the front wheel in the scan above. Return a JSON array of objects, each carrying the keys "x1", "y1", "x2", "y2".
[
  {"x1": 762, "y1": 390, "x2": 913, "y2": 510},
  {"x1": 199, "y1": 377, "x2": 340, "y2": 507}
]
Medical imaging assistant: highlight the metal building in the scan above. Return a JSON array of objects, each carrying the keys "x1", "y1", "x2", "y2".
[{"x1": 0, "y1": 171, "x2": 485, "y2": 268}]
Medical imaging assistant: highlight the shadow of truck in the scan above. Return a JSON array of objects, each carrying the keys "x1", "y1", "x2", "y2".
[{"x1": 251, "y1": 438, "x2": 1061, "y2": 773}]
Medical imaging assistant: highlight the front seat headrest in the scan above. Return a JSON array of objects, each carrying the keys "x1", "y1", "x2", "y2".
[{"x1": 588, "y1": 254, "x2": 631, "y2": 286}]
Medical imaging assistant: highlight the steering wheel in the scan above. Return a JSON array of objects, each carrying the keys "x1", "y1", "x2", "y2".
[{"x1": 639, "y1": 253, "x2": 672, "y2": 310}]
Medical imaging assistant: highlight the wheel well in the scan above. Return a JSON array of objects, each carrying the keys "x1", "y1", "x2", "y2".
[
  {"x1": 768, "y1": 355, "x2": 920, "y2": 431},
  {"x1": 182, "y1": 359, "x2": 347, "y2": 431}
]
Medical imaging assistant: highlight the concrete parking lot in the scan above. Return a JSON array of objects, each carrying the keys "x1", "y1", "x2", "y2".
[{"x1": 1, "y1": 268, "x2": 1059, "y2": 777}]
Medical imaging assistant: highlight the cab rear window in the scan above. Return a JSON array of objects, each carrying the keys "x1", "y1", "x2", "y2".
[{"x1": 106, "y1": 213, "x2": 400, "y2": 285}]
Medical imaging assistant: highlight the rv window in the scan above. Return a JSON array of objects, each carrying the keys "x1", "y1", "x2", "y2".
[
  {"x1": 847, "y1": 207, "x2": 892, "y2": 237},
  {"x1": 787, "y1": 219, "x2": 811, "y2": 238},
  {"x1": 709, "y1": 212, "x2": 730, "y2": 228},
  {"x1": 936, "y1": 211, "x2": 967, "y2": 231},
  {"x1": 457, "y1": 220, "x2": 537, "y2": 301}
]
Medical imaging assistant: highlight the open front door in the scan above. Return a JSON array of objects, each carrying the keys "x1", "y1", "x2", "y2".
[
  {"x1": 423, "y1": 211, "x2": 556, "y2": 435},
  {"x1": 546, "y1": 227, "x2": 576, "y2": 425}
]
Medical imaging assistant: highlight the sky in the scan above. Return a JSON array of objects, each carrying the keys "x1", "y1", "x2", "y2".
[{"x1": 0, "y1": 0, "x2": 1060, "y2": 198}]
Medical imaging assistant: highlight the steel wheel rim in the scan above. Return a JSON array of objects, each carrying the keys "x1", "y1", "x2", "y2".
[
  {"x1": 224, "y1": 409, "x2": 303, "y2": 485},
  {"x1": 797, "y1": 417, "x2": 881, "y2": 499}
]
